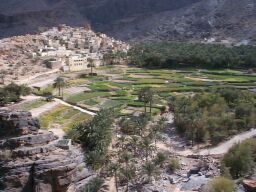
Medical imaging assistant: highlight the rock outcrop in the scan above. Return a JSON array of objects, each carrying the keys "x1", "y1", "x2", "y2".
[
  {"x1": 243, "y1": 180, "x2": 256, "y2": 192},
  {"x1": 0, "y1": 110, "x2": 94, "y2": 192}
]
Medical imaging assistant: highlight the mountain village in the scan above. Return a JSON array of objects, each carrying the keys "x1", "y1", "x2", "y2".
[{"x1": 0, "y1": 25, "x2": 129, "y2": 85}]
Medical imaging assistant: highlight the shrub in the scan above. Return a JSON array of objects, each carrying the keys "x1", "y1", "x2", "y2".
[
  {"x1": 206, "y1": 177, "x2": 235, "y2": 192},
  {"x1": 0, "y1": 83, "x2": 31, "y2": 105},
  {"x1": 154, "y1": 152, "x2": 167, "y2": 168},
  {"x1": 168, "y1": 158, "x2": 180, "y2": 173},
  {"x1": 222, "y1": 139, "x2": 256, "y2": 179},
  {"x1": 83, "y1": 177, "x2": 106, "y2": 192}
]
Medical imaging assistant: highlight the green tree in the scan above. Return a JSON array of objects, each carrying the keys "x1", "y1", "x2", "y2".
[
  {"x1": 128, "y1": 42, "x2": 256, "y2": 69},
  {"x1": 86, "y1": 150, "x2": 108, "y2": 171},
  {"x1": 150, "y1": 118, "x2": 166, "y2": 148},
  {"x1": 141, "y1": 136, "x2": 154, "y2": 161},
  {"x1": 83, "y1": 177, "x2": 109, "y2": 192},
  {"x1": 0, "y1": 70, "x2": 6, "y2": 84},
  {"x1": 54, "y1": 77, "x2": 65, "y2": 97},
  {"x1": 141, "y1": 161, "x2": 160, "y2": 183},
  {"x1": 119, "y1": 151, "x2": 135, "y2": 191},
  {"x1": 154, "y1": 152, "x2": 167, "y2": 168},
  {"x1": 168, "y1": 158, "x2": 180, "y2": 174},
  {"x1": 72, "y1": 109, "x2": 114, "y2": 170},
  {"x1": 129, "y1": 135, "x2": 140, "y2": 156},
  {"x1": 88, "y1": 58, "x2": 95, "y2": 75},
  {"x1": 0, "y1": 83, "x2": 31, "y2": 106},
  {"x1": 108, "y1": 163, "x2": 120, "y2": 192},
  {"x1": 103, "y1": 53, "x2": 114, "y2": 66},
  {"x1": 222, "y1": 140, "x2": 255, "y2": 178},
  {"x1": 138, "y1": 87, "x2": 154, "y2": 114}
]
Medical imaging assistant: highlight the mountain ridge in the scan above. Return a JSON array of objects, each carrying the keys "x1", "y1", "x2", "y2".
[{"x1": 0, "y1": 0, "x2": 255, "y2": 43}]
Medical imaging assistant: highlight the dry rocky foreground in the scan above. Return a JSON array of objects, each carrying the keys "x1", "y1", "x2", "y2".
[{"x1": 0, "y1": 110, "x2": 95, "y2": 192}]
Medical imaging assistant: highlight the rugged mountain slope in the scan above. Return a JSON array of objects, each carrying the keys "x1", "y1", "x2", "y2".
[
  {"x1": 98, "y1": 0, "x2": 256, "y2": 43},
  {"x1": 0, "y1": 0, "x2": 255, "y2": 43}
]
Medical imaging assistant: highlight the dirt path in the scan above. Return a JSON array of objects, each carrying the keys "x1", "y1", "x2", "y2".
[
  {"x1": 54, "y1": 98, "x2": 96, "y2": 116},
  {"x1": 15, "y1": 69, "x2": 60, "y2": 85},
  {"x1": 30, "y1": 101, "x2": 60, "y2": 117},
  {"x1": 17, "y1": 95, "x2": 96, "y2": 116},
  {"x1": 185, "y1": 76, "x2": 214, "y2": 82},
  {"x1": 104, "y1": 177, "x2": 116, "y2": 192},
  {"x1": 199, "y1": 128, "x2": 256, "y2": 155},
  {"x1": 163, "y1": 112, "x2": 256, "y2": 156}
]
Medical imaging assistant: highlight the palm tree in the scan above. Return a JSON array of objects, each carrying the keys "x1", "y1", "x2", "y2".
[
  {"x1": 141, "y1": 161, "x2": 160, "y2": 183},
  {"x1": 138, "y1": 87, "x2": 149, "y2": 113},
  {"x1": 141, "y1": 136, "x2": 154, "y2": 161},
  {"x1": 108, "y1": 163, "x2": 120, "y2": 192},
  {"x1": 54, "y1": 77, "x2": 65, "y2": 97},
  {"x1": 154, "y1": 152, "x2": 167, "y2": 168},
  {"x1": 84, "y1": 176, "x2": 109, "y2": 192},
  {"x1": 119, "y1": 151, "x2": 133, "y2": 191},
  {"x1": 158, "y1": 117, "x2": 166, "y2": 130},
  {"x1": 118, "y1": 135, "x2": 127, "y2": 151},
  {"x1": 0, "y1": 70, "x2": 6, "y2": 84},
  {"x1": 119, "y1": 164, "x2": 136, "y2": 192},
  {"x1": 87, "y1": 58, "x2": 95, "y2": 75},
  {"x1": 150, "y1": 124, "x2": 160, "y2": 148},
  {"x1": 138, "y1": 87, "x2": 154, "y2": 114},
  {"x1": 148, "y1": 90, "x2": 154, "y2": 115},
  {"x1": 86, "y1": 150, "x2": 108, "y2": 171},
  {"x1": 150, "y1": 118, "x2": 166, "y2": 148},
  {"x1": 129, "y1": 135, "x2": 140, "y2": 156},
  {"x1": 103, "y1": 53, "x2": 113, "y2": 66}
]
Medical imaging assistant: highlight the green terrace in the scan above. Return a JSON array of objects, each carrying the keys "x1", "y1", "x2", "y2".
[{"x1": 57, "y1": 67, "x2": 256, "y2": 116}]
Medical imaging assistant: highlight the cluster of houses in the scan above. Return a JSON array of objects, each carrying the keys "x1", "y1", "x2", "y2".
[
  {"x1": 0, "y1": 25, "x2": 129, "y2": 84},
  {"x1": 33, "y1": 25, "x2": 130, "y2": 72}
]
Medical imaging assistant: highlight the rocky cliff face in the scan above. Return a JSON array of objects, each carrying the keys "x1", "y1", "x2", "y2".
[
  {"x1": 0, "y1": 110, "x2": 94, "y2": 192},
  {"x1": 0, "y1": 0, "x2": 255, "y2": 43},
  {"x1": 99, "y1": 0, "x2": 256, "y2": 43}
]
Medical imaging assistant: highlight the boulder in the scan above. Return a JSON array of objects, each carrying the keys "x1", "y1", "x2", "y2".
[
  {"x1": 1, "y1": 133, "x2": 58, "y2": 149},
  {"x1": 242, "y1": 180, "x2": 256, "y2": 192},
  {"x1": 0, "y1": 110, "x2": 39, "y2": 138}
]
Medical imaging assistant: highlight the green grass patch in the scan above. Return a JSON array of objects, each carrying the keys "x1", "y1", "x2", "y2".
[
  {"x1": 18, "y1": 99, "x2": 48, "y2": 111},
  {"x1": 66, "y1": 78, "x2": 88, "y2": 86},
  {"x1": 89, "y1": 83, "x2": 115, "y2": 92},
  {"x1": 67, "y1": 92, "x2": 110, "y2": 103},
  {"x1": 39, "y1": 105, "x2": 91, "y2": 130},
  {"x1": 82, "y1": 99, "x2": 99, "y2": 106},
  {"x1": 126, "y1": 69, "x2": 150, "y2": 74},
  {"x1": 122, "y1": 75, "x2": 139, "y2": 81},
  {"x1": 111, "y1": 95, "x2": 136, "y2": 101},
  {"x1": 102, "y1": 100, "x2": 125, "y2": 109},
  {"x1": 33, "y1": 85, "x2": 54, "y2": 96},
  {"x1": 151, "y1": 86, "x2": 205, "y2": 92},
  {"x1": 114, "y1": 90, "x2": 129, "y2": 96},
  {"x1": 202, "y1": 69, "x2": 244, "y2": 76},
  {"x1": 134, "y1": 78, "x2": 166, "y2": 84}
]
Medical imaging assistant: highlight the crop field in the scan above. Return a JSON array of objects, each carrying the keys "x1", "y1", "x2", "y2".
[
  {"x1": 15, "y1": 99, "x2": 48, "y2": 111},
  {"x1": 39, "y1": 105, "x2": 92, "y2": 132},
  {"x1": 61, "y1": 66, "x2": 256, "y2": 116}
]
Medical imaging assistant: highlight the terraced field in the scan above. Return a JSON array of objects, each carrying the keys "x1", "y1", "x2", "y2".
[
  {"x1": 39, "y1": 105, "x2": 92, "y2": 132},
  {"x1": 61, "y1": 66, "x2": 256, "y2": 116}
]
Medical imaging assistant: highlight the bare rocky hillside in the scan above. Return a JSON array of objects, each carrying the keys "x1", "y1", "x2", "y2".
[{"x1": 0, "y1": 0, "x2": 255, "y2": 43}]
